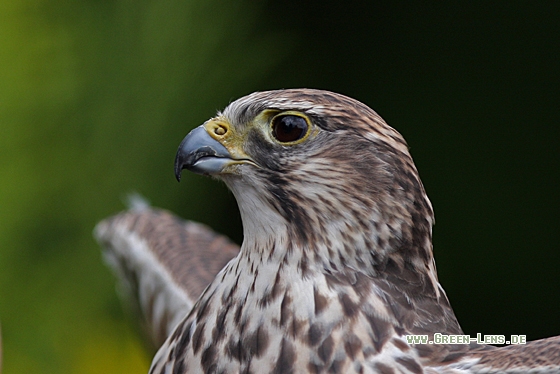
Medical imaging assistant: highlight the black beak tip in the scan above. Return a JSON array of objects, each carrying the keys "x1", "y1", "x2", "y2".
[
  {"x1": 175, "y1": 169, "x2": 182, "y2": 182},
  {"x1": 174, "y1": 156, "x2": 186, "y2": 183},
  {"x1": 174, "y1": 141, "x2": 188, "y2": 182}
]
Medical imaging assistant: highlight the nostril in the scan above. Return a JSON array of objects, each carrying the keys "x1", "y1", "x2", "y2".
[{"x1": 214, "y1": 124, "x2": 227, "y2": 136}]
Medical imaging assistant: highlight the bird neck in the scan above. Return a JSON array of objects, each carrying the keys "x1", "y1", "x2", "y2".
[
  {"x1": 238, "y1": 209, "x2": 440, "y2": 302},
  {"x1": 229, "y1": 176, "x2": 441, "y2": 301}
]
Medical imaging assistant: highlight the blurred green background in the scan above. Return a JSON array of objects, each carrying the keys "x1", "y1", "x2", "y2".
[{"x1": 1, "y1": 1, "x2": 559, "y2": 372}]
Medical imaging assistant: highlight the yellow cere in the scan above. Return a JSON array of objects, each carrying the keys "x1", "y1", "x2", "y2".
[{"x1": 203, "y1": 117, "x2": 251, "y2": 161}]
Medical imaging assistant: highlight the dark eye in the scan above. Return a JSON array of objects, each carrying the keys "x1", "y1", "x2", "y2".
[{"x1": 271, "y1": 115, "x2": 309, "y2": 143}]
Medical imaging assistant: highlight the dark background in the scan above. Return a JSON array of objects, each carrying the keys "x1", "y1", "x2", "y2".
[{"x1": 0, "y1": 1, "x2": 558, "y2": 372}]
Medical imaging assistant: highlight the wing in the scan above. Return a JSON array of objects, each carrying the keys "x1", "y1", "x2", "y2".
[
  {"x1": 94, "y1": 206, "x2": 239, "y2": 349},
  {"x1": 461, "y1": 335, "x2": 560, "y2": 373}
]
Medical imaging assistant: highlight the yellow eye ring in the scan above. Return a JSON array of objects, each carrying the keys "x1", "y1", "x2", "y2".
[{"x1": 270, "y1": 112, "x2": 311, "y2": 144}]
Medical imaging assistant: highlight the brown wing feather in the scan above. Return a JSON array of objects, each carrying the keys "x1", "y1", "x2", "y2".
[
  {"x1": 467, "y1": 335, "x2": 560, "y2": 372},
  {"x1": 94, "y1": 206, "x2": 239, "y2": 349}
]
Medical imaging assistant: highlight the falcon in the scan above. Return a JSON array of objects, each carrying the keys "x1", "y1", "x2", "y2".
[{"x1": 95, "y1": 89, "x2": 560, "y2": 373}]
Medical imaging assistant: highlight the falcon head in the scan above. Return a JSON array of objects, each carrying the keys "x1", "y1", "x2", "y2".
[{"x1": 175, "y1": 89, "x2": 437, "y2": 295}]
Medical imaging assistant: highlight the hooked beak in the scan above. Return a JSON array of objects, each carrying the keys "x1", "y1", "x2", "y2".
[
  {"x1": 174, "y1": 125, "x2": 234, "y2": 181},
  {"x1": 174, "y1": 121, "x2": 257, "y2": 181}
]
